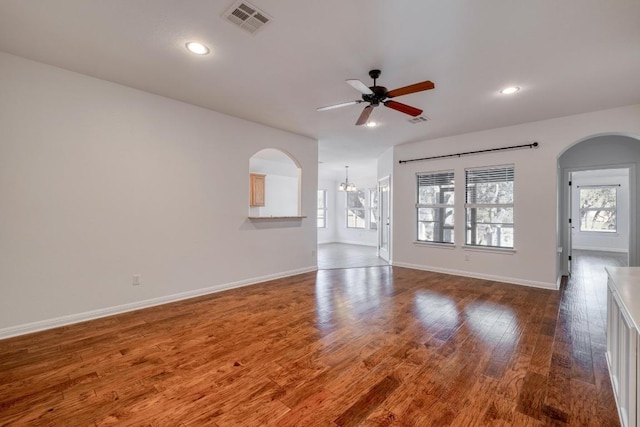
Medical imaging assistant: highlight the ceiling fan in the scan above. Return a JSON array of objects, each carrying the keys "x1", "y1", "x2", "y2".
[{"x1": 317, "y1": 69, "x2": 435, "y2": 126}]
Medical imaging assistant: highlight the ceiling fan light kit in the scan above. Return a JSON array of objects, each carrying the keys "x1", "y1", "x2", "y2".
[{"x1": 317, "y1": 69, "x2": 435, "y2": 126}]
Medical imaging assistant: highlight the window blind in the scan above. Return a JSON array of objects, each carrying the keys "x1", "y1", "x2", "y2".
[
  {"x1": 417, "y1": 171, "x2": 454, "y2": 187},
  {"x1": 465, "y1": 166, "x2": 514, "y2": 203},
  {"x1": 465, "y1": 166, "x2": 514, "y2": 184}
]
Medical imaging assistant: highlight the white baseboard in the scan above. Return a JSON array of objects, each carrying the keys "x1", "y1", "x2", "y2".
[
  {"x1": 0, "y1": 266, "x2": 318, "y2": 340},
  {"x1": 391, "y1": 261, "x2": 557, "y2": 290}
]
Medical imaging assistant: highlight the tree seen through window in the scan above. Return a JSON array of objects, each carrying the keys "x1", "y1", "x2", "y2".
[
  {"x1": 579, "y1": 187, "x2": 617, "y2": 232},
  {"x1": 417, "y1": 171, "x2": 455, "y2": 243},
  {"x1": 346, "y1": 190, "x2": 366, "y2": 228},
  {"x1": 465, "y1": 166, "x2": 514, "y2": 248}
]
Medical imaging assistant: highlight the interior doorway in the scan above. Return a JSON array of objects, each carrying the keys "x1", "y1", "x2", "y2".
[
  {"x1": 316, "y1": 163, "x2": 390, "y2": 270},
  {"x1": 566, "y1": 168, "x2": 630, "y2": 275},
  {"x1": 558, "y1": 134, "x2": 639, "y2": 279}
]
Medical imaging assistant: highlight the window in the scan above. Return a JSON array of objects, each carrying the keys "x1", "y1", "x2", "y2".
[
  {"x1": 579, "y1": 186, "x2": 617, "y2": 232},
  {"x1": 369, "y1": 188, "x2": 378, "y2": 230},
  {"x1": 346, "y1": 190, "x2": 366, "y2": 228},
  {"x1": 465, "y1": 166, "x2": 514, "y2": 248},
  {"x1": 317, "y1": 190, "x2": 327, "y2": 228},
  {"x1": 417, "y1": 171, "x2": 455, "y2": 243}
]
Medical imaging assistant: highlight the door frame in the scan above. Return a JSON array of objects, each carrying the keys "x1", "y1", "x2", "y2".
[
  {"x1": 562, "y1": 164, "x2": 635, "y2": 275},
  {"x1": 378, "y1": 175, "x2": 391, "y2": 263}
]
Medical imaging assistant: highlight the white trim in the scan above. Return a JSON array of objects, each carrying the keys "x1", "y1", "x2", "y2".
[
  {"x1": 577, "y1": 230, "x2": 619, "y2": 236},
  {"x1": 392, "y1": 261, "x2": 557, "y2": 290},
  {"x1": 413, "y1": 241, "x2": 456, "y2": 249},
  {"x1": 572, "y1": 246, "x2": 628, "y2": 253},
  {"x1": 0, "y1": 266, "x2": 317, "y2": 340},
  {"x1": 462, "y1": 245, "x2": 516, "y2": 254}
]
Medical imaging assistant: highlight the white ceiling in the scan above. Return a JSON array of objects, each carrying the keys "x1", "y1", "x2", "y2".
[{"x1": 1, "y1": 0, "x2": 639, "y2": 175}]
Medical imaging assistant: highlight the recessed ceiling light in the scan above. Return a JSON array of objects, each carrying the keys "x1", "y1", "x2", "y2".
[
  {"x1": 185, "y1": 42, "x2": 210, "y2": 55},
  {"x1": 500, "y1": 86, "x2": 520, "y2": 95},
  {"x1": 366, "y1": 121, "x2": 378, "y2": 127}
]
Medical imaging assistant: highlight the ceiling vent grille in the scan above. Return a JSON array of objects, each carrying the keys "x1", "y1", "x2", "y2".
[
  {"x1": 408, "y1": 116, "x2": 430, "y2": 124},
  {"x1": 223, "y1": 1, "x2": 271, "y2": 34}
]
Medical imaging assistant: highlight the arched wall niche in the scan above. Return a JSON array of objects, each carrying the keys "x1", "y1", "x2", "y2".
[{"x1": 249, "y1": 148, "x2": 302, "y2": 217}]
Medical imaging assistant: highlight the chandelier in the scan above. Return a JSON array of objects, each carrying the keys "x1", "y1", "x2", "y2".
[{"x1": 338, "y1": 166, "x2": 357, "y2": 191}]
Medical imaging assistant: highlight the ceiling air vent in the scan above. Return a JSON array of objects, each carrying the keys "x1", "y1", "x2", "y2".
[
  {"x1": 408, "y1": 116, "x2": 430, "y2": 124},
  {"x1": 223, "y1": 1, "x2": 271, "y2": 34}
]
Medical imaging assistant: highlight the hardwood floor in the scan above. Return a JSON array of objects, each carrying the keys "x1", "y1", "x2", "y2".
[
  {"x1": 0, "y1": 260, "x2": 620, "y2": 426},
  {"x1": 318, "y1": 243, "x2": 388, "y2": 270}
]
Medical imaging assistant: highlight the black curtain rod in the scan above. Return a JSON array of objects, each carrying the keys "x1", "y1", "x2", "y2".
[{"x1": 398, "y1": 142, "x2": 539, "y2": 164}]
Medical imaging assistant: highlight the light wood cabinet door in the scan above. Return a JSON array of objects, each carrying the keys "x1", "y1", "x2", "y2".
[{"x1": 250, "y1": 173, "x2": 266, "y2": 206}]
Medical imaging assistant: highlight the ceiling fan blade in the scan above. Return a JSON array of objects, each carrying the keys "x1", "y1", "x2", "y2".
[
  {"x1": 387, "y1": 80, "x2": 435, "y2": 98},
  {"x1": 384, "y1": 100, "x2": 423, "y2": 117},
  {"x1": 355, "y1": 105, "x2": 374, "y2": 126},
  {"x1": 346, "y1": 79, "x2": 374, "y2": 95},
  {"x1": 316, "y1": 100, "x2": 361, "y2": 111}
]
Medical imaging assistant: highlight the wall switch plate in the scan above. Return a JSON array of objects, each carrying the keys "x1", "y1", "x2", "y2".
[{"x1": 132, "y1": 274, "x2": 141, "y2": 286}]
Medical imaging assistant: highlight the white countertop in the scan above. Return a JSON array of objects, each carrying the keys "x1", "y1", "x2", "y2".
[{"x1": 606, "y1": 266, "x2": 640, "y2": 331}]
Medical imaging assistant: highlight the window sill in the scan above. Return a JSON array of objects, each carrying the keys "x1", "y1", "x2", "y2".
[
  {"x1": 248, "y1": 216, "x2": 307, "y2": 220},
  {"x1": 578, "y1": 230, "x2": 619, "y2": 236},
  {"x1": 413, "y1": 241, "x2": 456, "y2": 249},
  {"x1": 462, "y1": 245, "x2": 516, "y2": 254}
]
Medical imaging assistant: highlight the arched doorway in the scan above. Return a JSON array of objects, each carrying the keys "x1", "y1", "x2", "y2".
[{"x1": 558, "y1": 134, "x2": 640, "y2": 276}]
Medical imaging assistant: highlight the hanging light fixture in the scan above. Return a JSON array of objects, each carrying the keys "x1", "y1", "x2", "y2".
[{"x1": 338, "y1": 166, "x2": 357, "y2": 191}]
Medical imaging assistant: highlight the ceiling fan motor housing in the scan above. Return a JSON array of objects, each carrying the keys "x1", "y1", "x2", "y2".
[
  {"x1": 363, "y1": 86, "x2": 388, "y2": 105},
  {"x1": 363, "y1": 69, "x2": 387, "y2": 105}
]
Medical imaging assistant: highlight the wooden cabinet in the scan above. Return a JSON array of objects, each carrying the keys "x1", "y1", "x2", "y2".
[
  {"x1": 606, "y1": 267, "x2": 640, "y2": 427},
  {"x1": 249, "y1": 173, "x2": 265, "y2": 207}
]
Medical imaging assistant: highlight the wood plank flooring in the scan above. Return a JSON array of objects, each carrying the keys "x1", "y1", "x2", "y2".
[
  {"x1": 318, "y1": 243, "x2": 388, "y2": 270},
  {"x1": 0, "y1": 256, "x2": 621, "y2": 426}
]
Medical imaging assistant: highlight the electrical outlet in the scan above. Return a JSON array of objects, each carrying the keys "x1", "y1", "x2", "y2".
[
  {"x1": 132, "y1": 274, "x2": 141, "y2": 286},
  {"x1": 312, "y1": 250, "x2": 316, "y2": 257},
  {"x1": 464, "y1": 254, "x2": 470, "y2": 261}
]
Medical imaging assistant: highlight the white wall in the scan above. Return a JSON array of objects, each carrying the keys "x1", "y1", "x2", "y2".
[
  {"x1": 392, "y1": 105, "x2": 640, "y2": 289},
  {"x1": 0, "y1": 52, "x2": 318, "y2": 336},
  {"x1": 377, "y1": 147, "x2": 394, "y2": 182},
  {"x1": 317, "y1": 179, "x2": 336, "y2": 244},
  {"x1": 571, "y1": 169, "x2": 629, "y2": 252},
  {"x1": 263, "y1": 175, "x2": 299, "y2": 216}
]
